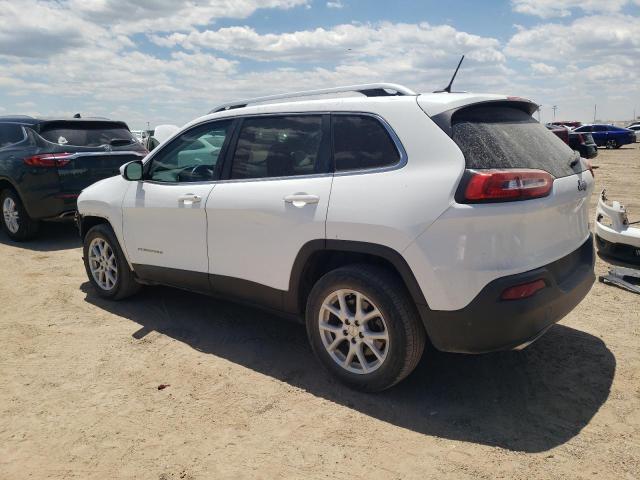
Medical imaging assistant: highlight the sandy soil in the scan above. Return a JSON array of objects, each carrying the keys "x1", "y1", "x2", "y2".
[{"x1": 1, "y1": 144, "x2": 639, "y2": 480}]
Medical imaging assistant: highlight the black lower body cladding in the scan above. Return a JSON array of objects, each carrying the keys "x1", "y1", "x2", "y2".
[{"x1": 420, "y1": 236, "x2": 595, "y2": 354}]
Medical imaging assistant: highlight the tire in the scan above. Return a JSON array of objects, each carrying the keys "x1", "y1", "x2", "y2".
[
  {"x1": 305, "y1": 264, "x2": 426, "y2": 392},
  {"x1": 0, "y1": 189, "x2": 39, "y2": 241},
  {"x1": 83, "y1": 223, "x2": 141, "y2": 300},
  {"x1": 606, "y1": 139, "x2": 618, "y2": 149}
]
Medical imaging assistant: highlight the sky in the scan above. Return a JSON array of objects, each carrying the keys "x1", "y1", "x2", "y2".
[{"x1": 0, "y1": 0, "x2": 638, "y2": 129}]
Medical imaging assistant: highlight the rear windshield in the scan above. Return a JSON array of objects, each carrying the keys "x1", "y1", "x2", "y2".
[
  {"x1": 451, "y1": 105, "x2": 581, "y2": 178},
  {"x1": 38, "y1": 122, "x2": 137, "y2": 148}
]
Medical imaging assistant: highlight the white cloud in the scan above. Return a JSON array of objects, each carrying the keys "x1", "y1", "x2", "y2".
[
  {"x1": 152, "y1": 22, "x2": 505, "y2": 65},
  {"x1": 511, "y1": 0, "x2": 632, "y2": 18},
  {"x1": 530, "y1": 62, "x2": 557, "y2": 75},
  {"x1": 68, "y1": 0, "x2": 310, "y2": 33},
  {"x1": 327, "y1": 1, "x2": 344, "y2": 8},
  {"x1": 506, "y1": 14, "x2": 640, "y2": 67}
]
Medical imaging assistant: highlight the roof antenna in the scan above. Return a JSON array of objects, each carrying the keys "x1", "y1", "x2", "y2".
[{"x1": 435, "y1": 55, "x2": 465, "y2": 93}]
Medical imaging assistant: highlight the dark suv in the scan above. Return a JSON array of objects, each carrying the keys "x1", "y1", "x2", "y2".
[{"x1": 0, "y1": 116, "x2": 147, "y2": 240}]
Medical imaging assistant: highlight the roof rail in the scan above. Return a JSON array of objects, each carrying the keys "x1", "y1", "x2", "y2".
[{"x1": 209, "y1": 83, "x2": 417, "y2": 114}]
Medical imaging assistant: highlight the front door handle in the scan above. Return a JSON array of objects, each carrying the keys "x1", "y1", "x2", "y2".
[
  {"x1": 178, "y1": 194, "x2": 202, "y2": 205},
  {"x1": 284, "y1": 194, "x2": 319, "y2": 207}
]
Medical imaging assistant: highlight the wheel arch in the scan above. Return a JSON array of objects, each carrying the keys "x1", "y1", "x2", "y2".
[
  {"x1": 285, "y1": 239, "x2": 428, "y2": 316},
  {"x1": 78, "y1": 215, "x2": 111, "y2": 241}
]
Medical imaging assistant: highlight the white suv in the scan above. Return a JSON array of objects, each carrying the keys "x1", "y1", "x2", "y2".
[{"x1": 77, "y1": 83, "x2": 595, "y2": 391}]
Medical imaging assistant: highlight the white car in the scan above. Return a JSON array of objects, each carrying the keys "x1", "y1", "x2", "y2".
[{"x1": 77, "y1": 83, "x2": 595, "y2": 391}]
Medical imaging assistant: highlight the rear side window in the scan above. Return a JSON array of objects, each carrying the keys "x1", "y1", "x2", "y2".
[
  {"x1": 450, "y1": 105, "x2": 580, "y2": 178},
  {"x1": 231, "y1": 115, "x2": 328, "y2": 179},
  {"x1": 38, "y1": 121, "x2": 137, "y2": 147},
  {"x1": 0, "y1": 124, "x2": 25, "y2": 148},
  {"x1": 332, "y1": 115, "x2": 400, "y2": 171}
]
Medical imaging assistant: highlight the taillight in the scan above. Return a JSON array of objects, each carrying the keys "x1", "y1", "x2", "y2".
[
  {"x1": 24, "y1": 153, "x2": 72, "y2": 167},
  {"x1": 458, "y1": 169, "x2": 554, "y2": 203},
  {"x1": 501, "y1": 279, "x2": 546, "y2": 300}
]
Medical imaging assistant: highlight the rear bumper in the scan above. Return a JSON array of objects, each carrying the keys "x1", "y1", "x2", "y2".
[{"x1": 419, "y1": 236, "x2": 595, "y2": 353}]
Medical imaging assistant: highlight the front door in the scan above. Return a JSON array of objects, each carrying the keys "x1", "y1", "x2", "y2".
[{"x1": 122, "y1": 119, "x2": 234, "y2": 290}]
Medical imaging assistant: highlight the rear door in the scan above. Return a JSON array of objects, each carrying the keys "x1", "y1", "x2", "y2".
[
  {"x1": 205, "y1": 114, "x2": 332, "y2": 304},
  {"x1": 35, "y1": 121, "x2": 146, "y2": 193},
  {"x1": 121, "y1": 120, "x2": 234, "y2": 288}
]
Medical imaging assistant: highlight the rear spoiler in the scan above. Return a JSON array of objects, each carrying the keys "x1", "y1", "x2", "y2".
[{"x1": 429, "y1": 99, "x2": 539, "y2": 137}]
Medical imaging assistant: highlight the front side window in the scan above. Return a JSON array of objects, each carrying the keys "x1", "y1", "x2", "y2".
[
  {"x1": 230, "y1": 115, "x2": 327, "y2": 179},
  {"x1": 332, "y1": 115, "x2": 400, "y2": 171},
  {"x1": 147, "y1": 120, "x2": 232, "y2": 182},
  {"x1": 0, "y1": 124, "x2": 25, "y2": 148}
]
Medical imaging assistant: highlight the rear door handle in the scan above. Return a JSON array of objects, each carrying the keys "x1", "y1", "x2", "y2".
[
  {"x1": 284, "y1": 194, "x2": 319, "y2": 207},
  {"x1": 178, "y1": 194, "x2": 202, "y2": 205}
]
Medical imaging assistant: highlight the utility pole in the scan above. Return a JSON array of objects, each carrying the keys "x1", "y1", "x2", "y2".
[
  {"x1": 537, "y1": 105, "x2": 542, "y2": 122},
  {"x1": 552, "y1": 105, "x2": 557, "y2": 121},
  {"x1": 594, "y1": 105, "x2": 597, "y2": 123}
]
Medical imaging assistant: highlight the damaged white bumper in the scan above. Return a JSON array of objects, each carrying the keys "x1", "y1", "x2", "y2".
[{"x1": 595, "y1": 189, "x2": 640, "y2": 264}]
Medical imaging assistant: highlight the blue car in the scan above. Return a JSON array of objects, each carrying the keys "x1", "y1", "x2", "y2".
[{"x1": 573, "y1": 124, "x2": 636, "y2": 149}]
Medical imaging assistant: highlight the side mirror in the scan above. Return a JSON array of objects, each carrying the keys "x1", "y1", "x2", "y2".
[{"x1": 121, "y1": 160, "x2": 143, "y2": 181}]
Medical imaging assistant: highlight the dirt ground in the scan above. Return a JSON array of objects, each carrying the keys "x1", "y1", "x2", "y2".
[{"x1": 1, "y1": 144, "x2": 639, "y2": 480}]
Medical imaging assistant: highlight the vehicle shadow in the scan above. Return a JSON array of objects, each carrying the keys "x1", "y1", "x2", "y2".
[
  {"x1": 0, "y1": 222, "x2": 80, "y2": 251},
  {"x1": 82, "y1": 283, "x2": 615, "y2": 453}
]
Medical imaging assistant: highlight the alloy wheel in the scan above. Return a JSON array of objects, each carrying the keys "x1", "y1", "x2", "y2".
[
  {"x1": 318, "y1": 289, "x2": 389, "y2": 374},
  {"x1": 2, "y1": 197, "x2": 20, "y2": 234},
  {"x1": 88, "y1": 237, "x2": 118, "y2": 291}
]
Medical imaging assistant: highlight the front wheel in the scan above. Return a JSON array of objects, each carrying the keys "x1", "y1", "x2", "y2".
[
  {"x1": 83, "y1": 223, "x2": 140, "y2": 300},
  {"x1": 306, "y1": 264, "x2": 426, "y2": 392},
  {"x1": 0, "y1": 189, "x2": 39, "y2": 241},
  {"x1": 606, "y1": 139, "x2": 618, "y2": 149}
]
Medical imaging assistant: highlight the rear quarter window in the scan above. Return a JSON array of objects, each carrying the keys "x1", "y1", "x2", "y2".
[
  {"x1": 0, "y1": 124, "x2": 25, "y2": 148},
  {"x1": 332, "y1": 115, "x2": 400, "y2": 171},
  {"x1": 450, "y1": 105, "x2": 581, "y2": 178}
]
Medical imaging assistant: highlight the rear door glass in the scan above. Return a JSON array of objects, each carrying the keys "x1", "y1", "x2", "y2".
[
  {"x1": 38, "y1": 122, "x2": 137, "y2": 147},
  {"x1": 230, "y1": 115, "x2": 328, "y2": 179},
  {"x1": 450, "y1": 105, "x2": 581, "y2": 178}
]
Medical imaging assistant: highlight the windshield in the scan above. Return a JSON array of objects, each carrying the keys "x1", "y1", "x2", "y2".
[{"x1": 451, "y1": 105, "x2": 582, "y2": 178}]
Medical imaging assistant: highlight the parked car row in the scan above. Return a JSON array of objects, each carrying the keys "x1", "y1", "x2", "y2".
[
  {"x1": 573, "y1": 124, "x2": 636, "y2": 149},
  {"x1": 545, "y1": 124, "x2": 598, "y2": 159}
]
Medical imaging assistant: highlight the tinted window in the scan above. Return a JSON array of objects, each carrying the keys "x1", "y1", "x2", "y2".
[
  {"x1": 333, "y1": 115, "x2": 400, "y2": 171},
  {"x1": 575, "y1": 126, "x2": 591, "y2": 132},
  {"x1": 592, "y1": 125, "x2": 607, "y2": 132},
  {"x1": 450, "y1": 105, "x2": 581, "y2": 178},
  {"x1": 0, "y1": 124, "x2": 25, "y2": 148},
  {"x1": 39, "y1": 121, "x2": 136, "y2": 147},
  {"x1": 231, "y1": 116, "x2": 326, "y2": 179},
  {"x1": 148, "y1": 120, "x2": 232, "y2": 183}
]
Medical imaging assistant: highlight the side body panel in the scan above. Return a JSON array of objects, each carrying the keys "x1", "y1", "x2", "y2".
[{"x1": 326, "y1": 98, "x2": 466, "y2": 254}]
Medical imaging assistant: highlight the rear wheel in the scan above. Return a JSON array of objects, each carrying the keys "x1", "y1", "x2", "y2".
[
  {"x1": 606, "y1": 139, "x2": 618, "y2": 149},
  {"x1": 0, "y1": 189, "x2": 39, "y2": 241},
  {"x1": 83, "y1": 223, "x2": 140, "y2": 300},
  {"x1": 306, "y1": 264, "x2": 426, "y2": 392}
]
